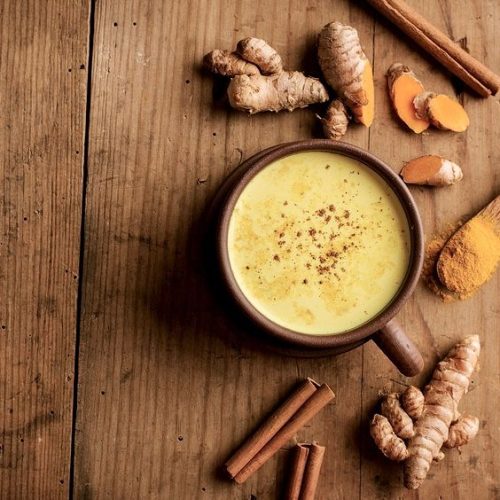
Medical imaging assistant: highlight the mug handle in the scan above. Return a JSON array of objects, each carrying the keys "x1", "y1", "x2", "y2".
[{"x1": 373, "y1": 318, "x2": 424, "y2": 377}]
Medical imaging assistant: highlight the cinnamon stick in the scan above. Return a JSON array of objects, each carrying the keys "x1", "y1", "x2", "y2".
[
  {"x1": 366, "y1": 0, "x2": 500, "y2": 96},
  {"x1": 233, "y1": 384, "x2": 334, "y2": 484},
  {"x1": 299, "y1": 444, "x2": 325, "y2": 500},
  {"x1": 225, "y1": 378, "x2": 319, "y2": 479},
  {"x1": 285, "y1": 445, "x2": 310, "y2": 500}
]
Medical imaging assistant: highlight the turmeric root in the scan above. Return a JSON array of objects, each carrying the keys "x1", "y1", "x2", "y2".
[
  {"x1": 204, "y1": 38, "x2": 329, "y2": 114},
  {"x1": 380, "y1": 393, "x2": 414, "y2": 439},
  {"x1": 236, "y1": 37, "x2": 282, "y2": 75},
  {"x1": 401, "y1": 155, "x2": 463, "y2": 187},
  {"x1": 413, "y1": 92, "x2": 469, "y2": 132},
  {"x1": 405, "y1": 336, "x2": 480, "y2": 489},
  {"x1": 444, "y1": 415, "x2": 480, "y2": 448},
  {"x1": 370, "y1": 335, "x2": 480, "y2": 489},
  {"x1": 400, "y1": 386, "x2": 424, "y2": 421},
  {"x1": 227, "y1": 72, "x2": 329, "y2": 114},
  {"x1": 386, "y1": 63, "x2": 430, "y2": 133},
  {"x1": 317, "y1": 100, "x2": 349, "y2": 140},
  {"x1": 203, "y1": 49, "x2": 260, "y2": 77},
  {"x1": 370, "y1": 415, "x2": 409, "y2": 461},
  {"x1": 318, "y1": 22, "x2": 374, "y2": 127}
]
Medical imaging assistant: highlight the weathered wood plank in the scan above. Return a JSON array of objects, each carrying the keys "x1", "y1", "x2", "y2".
[
  {"x1": 360, "y1": 0, "x2": 500, "y2": 498},
  {"x1": 0, "y1": 1, "x2": 90, "y2": 498},
  {"x1": 75, "y1": 0, "x2": 373, "y2": 498},
  {"x1": 75, "y1": 0, "x2": 499, "y2": 498}
]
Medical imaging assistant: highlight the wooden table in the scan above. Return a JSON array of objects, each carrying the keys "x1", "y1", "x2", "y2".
[{"x1": 1, "y1": 1, "x2": 498, "y2": 498}]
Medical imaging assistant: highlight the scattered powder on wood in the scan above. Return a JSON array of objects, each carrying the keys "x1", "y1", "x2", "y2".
[{"x1": 422, "y1": 222, "x2": 462, "y2": 302}]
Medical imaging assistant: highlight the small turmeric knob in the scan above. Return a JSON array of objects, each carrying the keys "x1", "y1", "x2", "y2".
[
  {"x1": 370, "y1": 414, "x2": 409, "y2": 462},
  {"x1": 400, "y1": 386, "x2": 424, "y2": 420},
  {"x1": 444, "y1": 415, "x2": 480, "y2": 448},
  {"x1": 380, "y1": 393, "x2": 414, "y2": 439}
]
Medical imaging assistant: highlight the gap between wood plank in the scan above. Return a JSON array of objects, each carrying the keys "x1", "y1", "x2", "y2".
[
  {"x1": 359, "y1": 15, "x2": 377, "y2": 500},
  {"x1": 68, "y1": 1, "x2": 97, "y2": 498}
]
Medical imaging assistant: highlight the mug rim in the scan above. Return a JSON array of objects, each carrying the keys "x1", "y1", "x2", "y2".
[{"x1": 216, "y1": 140, "x2": 424, "y2": 349}]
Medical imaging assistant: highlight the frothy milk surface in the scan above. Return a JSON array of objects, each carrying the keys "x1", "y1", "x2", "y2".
[{"x1": 227, "y1": 151, "x2": 410, "y2": 335}]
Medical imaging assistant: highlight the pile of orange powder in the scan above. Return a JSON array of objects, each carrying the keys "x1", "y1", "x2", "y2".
[{"x1": 423, "y1": 213, "x2": 500, "y2": 301}]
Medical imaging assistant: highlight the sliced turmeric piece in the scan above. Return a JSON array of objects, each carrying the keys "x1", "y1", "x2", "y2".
[
  {"x1": 355, "y1": 61, "x2": 375, "y2": 127},
  {"x1": 318, "y1": 22, "x2": 374, "y2": 127},
  {"x1": 386, "y1": 63, "x2": 430, "y2": 133},
  {"x1": 400, "y1": 155, "x2": 463, "y2": 187},
  {"x1": 413, "y1": 92, "x2": 469, "y2": 132}
]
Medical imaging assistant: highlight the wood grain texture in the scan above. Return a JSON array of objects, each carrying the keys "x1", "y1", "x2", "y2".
[
  {"x1": 75, "y1": 1, "x2": 370, "y2": 498},
  {"x1": 361, "y1": 0, "x2": 500, "y2": 498},
  {"x1": 68, "y1": 0, "x2": 498, "y2": 499},
  {"x1": 0, "y1": 1, "x2": 90, "y2": 498}
]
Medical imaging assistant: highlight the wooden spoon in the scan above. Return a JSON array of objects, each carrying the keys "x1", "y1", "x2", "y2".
[{"x1": 436, "y1": 195, "x2": 500, "y2": 295}]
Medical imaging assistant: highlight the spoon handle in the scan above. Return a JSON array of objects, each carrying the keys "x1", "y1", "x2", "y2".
[{"x1": 478, "y1": 194, "x2": 500, "y2": 233}]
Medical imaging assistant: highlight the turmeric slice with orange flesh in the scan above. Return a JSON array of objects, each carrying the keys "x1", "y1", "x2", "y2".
[
  {"x1": 400, "y1": 155, "x2": 463, "y2": 187},
  {"x1": 413, "y1": 92, "x2": 469, "y2": 132},
  {"x1": 355, "y1": 61, "x2": 374, "y2": 127},
  {"x1": 387, "y1": 63, "x2": 430, "y2": 133}
]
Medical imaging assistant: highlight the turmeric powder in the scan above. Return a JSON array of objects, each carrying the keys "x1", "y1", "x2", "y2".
[
  {"x1": 437, "y1": 217, "x2": 500, "y2": 295},
  {"x1": 423, "y1": 196, "x2": 500, "y2": 301},
  {"x1": 422, "y1": 224, "x2": 460, "y2": 302}
]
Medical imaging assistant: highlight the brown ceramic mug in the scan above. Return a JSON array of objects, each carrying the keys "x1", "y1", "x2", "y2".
[{"x1": 215, "y1": 140, "x2": 424, "y2": 376}]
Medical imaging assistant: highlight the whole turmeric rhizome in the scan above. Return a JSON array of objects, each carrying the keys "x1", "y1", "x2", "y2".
[{"x1": 370, "y1": 336, "x2": 481, "y2": 489}]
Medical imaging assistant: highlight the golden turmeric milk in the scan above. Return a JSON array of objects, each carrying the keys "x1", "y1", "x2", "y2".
[{"x1": 227, "y1": 151, "x2": 411, "y2": 335}]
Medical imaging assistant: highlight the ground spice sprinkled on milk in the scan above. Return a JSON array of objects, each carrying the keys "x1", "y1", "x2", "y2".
[{"x1": 227, "y1": 151, "x2": 410, "y2": 334}]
